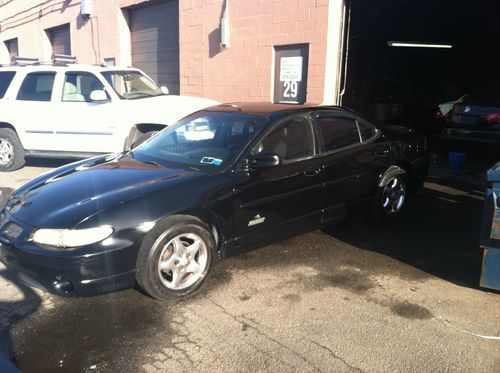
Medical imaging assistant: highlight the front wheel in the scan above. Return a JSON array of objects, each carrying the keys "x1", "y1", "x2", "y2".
[
  {"x1": 136, "y1": 216, "x2": 215, "y2": 300},
  {"x1": 0, "y1": 128, "x2": 25, "y2": 172},
  {"x1": 374, "y1": 172, "x2": 407, "y2": 220}
]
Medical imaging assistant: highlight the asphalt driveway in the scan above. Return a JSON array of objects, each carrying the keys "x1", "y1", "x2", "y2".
[{"x1": 0, "y1": 155, "x2": 499, "y2": 372}]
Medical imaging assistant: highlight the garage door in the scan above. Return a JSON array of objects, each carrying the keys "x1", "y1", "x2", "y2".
[
  {"x1": 130, "y1": 0, "x2": 180, "y2": 94},
  {"x1": 47, "y1": 24, "x2": 71, "y2": 55}
]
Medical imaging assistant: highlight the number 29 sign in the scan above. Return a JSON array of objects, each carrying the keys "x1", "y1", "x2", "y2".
[{"x1": 274, "y1": 44, "x2": 309, "y2": 105}]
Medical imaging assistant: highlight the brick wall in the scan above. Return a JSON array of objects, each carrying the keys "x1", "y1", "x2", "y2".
[
  {"x1": 0, "y1": 0, "x2": 150, "y2": 65},
  {"x1": 179, "y1": 0, "x2": 329, "y2": 103},
  {"x1": 0, "y1": 0, "x2": 333, "y2": 103}
]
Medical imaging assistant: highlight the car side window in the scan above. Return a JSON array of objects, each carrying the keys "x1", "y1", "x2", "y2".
[
  {"x1": 253, "y1": 115, "x2": 314, "y2": 162},
  {"x1": 63, "y1": 72, "x2": 105, "y2": 102},
  {"x1": 356, "y1": 118, "x2": 378, "y2": 142},
  {"x1": 17, "y1": 72, "x2": 56, "y2": 102},
  {"x1": 315, "y1": 114, "x2": 361, "y2": 152},
  {"x1": 0, "y1": 71, "x2": 16, "y2": 99}
]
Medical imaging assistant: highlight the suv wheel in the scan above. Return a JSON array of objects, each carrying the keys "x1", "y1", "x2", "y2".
[
  {"x1": 136, "y1": 216, "x2": 215, "y2": 300},
  {"x1": 0, "y1": 128, "x2": 25, "y2": 172}
]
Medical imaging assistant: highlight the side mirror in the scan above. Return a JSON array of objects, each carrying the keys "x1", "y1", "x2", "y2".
[
  {"x1": 248, "y1": 151, "x2": 280, "y2": 169},
  {"x1": 160, "y1": 86, "x2": 169, "y2": 95},
  {"x1": 90, "y1": 90, "x2": 109, "y2": 102}
]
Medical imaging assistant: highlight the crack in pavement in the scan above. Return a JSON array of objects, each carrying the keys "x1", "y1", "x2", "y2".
[
  {"x1": 310, "y1": 340, "x2": 364, "y2": 373},
  {"x1": 205, "y1": 296, "x2": 326, "y2": 372},
  {"x1": 244, "y1": 340, "x2": 296, "y2": 372}
]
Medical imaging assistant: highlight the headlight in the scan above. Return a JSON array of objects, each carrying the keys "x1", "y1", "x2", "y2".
[{"x1": 32, "y1": 226, "x2": 114, "y2": 248}]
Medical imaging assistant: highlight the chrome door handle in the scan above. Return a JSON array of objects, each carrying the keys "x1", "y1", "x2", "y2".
[{"x1": 303, "y1": 167, "x2": 322, "y2": 176}]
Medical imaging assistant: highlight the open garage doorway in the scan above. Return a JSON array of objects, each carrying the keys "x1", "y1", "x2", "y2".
[{"x1": 340, "y1": 0, "x2": 500, "y2": 132}]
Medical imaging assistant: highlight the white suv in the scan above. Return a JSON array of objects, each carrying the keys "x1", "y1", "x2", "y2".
[{"x1": 0, "y1": 57, "x2": 218, "y2": 171}]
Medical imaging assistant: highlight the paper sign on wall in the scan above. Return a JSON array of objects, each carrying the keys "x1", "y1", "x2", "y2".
[{"x1": 280, "y1": 57, "x2": 303, "y2": 82}]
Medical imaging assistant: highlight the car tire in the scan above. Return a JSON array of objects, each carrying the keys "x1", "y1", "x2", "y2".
[
  {"x1": 0, "y1": 128, "x2": 25, "y2": 172},
  {"x1": 374, "y1": 166, "x2": 408, "y2": 220},
  {"x1": 135, "y1": 215, "x2": 216, "y2": 300}
]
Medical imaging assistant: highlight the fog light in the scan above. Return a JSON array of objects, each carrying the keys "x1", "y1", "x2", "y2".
[{"x1": 52, "y1": 275, "x2": 73, "y2": 295}]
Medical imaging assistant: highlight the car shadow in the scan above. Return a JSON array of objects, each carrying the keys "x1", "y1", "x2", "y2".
[
  {"x1": 323, "y1": 180, "x2": 488, "y2": 290},
  {"x1": 0, "y1": 269, "x2": 42, "y2": 372}
]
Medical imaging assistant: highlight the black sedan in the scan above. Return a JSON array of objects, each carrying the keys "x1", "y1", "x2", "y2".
[{"x1": 0, "y1": 103, "x2": 429, "y2": 300}]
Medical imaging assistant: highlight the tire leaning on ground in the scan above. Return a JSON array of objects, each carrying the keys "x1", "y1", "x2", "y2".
[
  {"x1": 0, "y1": 128, "x2": 25, "y2": 172},
  {"x1": 374, "y1": 166, "x2": 408, "y2": 220},
  {"x1": 136, "y1": 215, "x2": 216, "y2": 300}
]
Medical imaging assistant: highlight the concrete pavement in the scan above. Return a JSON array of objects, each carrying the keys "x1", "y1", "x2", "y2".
[{"x1": 0, "y1": 157, "x2": 498, "y2": 372}]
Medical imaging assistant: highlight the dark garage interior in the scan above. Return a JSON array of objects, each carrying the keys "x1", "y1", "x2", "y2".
[{"x1": 342, "y1": 0, "x2": 500, "y2": 131}]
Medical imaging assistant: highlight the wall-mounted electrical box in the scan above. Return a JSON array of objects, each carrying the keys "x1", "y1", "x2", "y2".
[
  {"x1": 81, "y1": 0, "x2": 92, "y2": 18},
  {"x1": 220, "y1": 18, "x2": 230, "y2": 48}
]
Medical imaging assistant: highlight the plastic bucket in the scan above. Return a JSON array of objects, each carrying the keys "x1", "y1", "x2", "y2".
[{"x1": 448, "y1": 152, "x2": 465, "y2": 170}]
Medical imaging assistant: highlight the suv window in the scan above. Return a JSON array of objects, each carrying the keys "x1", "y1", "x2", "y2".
[
  {"x1": 17, "y1": 72, "x2": 56, "y2": 102},
  {"x1": 356, "y1": 118, "x2": 378, "y2": 142},
  {"x1": 254, "y1": 115, "x2": 314, "y2": 162},
  {"x1": 63, "y1": 72, "x2": 105, "y2": 102},
  {"x1": 101, "y1": 70, "x2": 162, "y2": 100},
  {"x1": 316, "y1": 114, "x2": 360, "y2": 152},
  {"x1": 0, "y1": 71, "x2": 16, "y2": 99}
]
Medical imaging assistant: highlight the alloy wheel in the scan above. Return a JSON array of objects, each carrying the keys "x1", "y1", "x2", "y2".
[
  {"x1": 0, "y1": 138, "x2": 14, "y2": 166},
  {"x1": 157, "y1": 232, "x2": 208, "y2": 290},
  {"x1": 382, "y1": 176, "x2": 406, "y2": 214}
]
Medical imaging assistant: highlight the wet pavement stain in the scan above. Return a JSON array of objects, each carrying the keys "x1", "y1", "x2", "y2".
[
  {"x1": 303, "y1": 270, "x2": 375, "y2": 295},
  {"x1": 9, "y1": 290, "x2": 173, "y2": 373},
  {"x1": 281, "y1": 293, "x2": 301, "y2": 303},
  {"x1": 390, "y1": 301, "x2": 433, "y2": 320},
  {"x1": 241, "y1": 322, "x2": 250, "y2": 332},
  {"x1": 237, "y1": 294, "x2": 251, "y2": 302}
]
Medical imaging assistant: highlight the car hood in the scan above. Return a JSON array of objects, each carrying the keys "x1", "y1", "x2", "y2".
[
  {"x1": 5, "y1": 154, "x2": 204, "y2": 228},
  {"x1": 122, "y1": 95, "x2": 220, "y2": 125}
]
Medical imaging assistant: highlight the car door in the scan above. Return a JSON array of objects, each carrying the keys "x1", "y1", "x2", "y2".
[
  {"x1": 311, "y1": 109, "x2": 386, "y2": 222},
  {"x1": 11, "y1": 71, "x2": 61, "y2": 151},
  {"x1": 50, "y1": 71, "x2": 119, "y2": 153},
  {"x1": 231, "y1": 113, "x2": 324, "y2": 253}
]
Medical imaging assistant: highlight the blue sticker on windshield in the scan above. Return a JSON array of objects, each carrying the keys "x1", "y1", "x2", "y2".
[{"x1": 200, "y1": 157, "x2": 223, "y2": 166}]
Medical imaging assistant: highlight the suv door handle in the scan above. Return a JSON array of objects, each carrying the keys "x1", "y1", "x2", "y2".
[
  {"x1": 303, "y1": 166, "x2": 322, "y2": 177},
  {"x1": 375, "y1": 147, "x2": 390, "y2": 157}
]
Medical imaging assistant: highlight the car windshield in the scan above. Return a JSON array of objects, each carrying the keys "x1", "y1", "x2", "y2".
[
  {"x1": 101, "y1": 70, "x2": 163, "y2": 99},
  {"x1": 133, "y1": 112, "x2": 266, "y2": 170}
]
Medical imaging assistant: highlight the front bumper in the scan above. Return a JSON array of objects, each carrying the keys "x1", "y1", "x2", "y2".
[{"x1": 0, "y1": 213, "x2": 144, "y2": 297}]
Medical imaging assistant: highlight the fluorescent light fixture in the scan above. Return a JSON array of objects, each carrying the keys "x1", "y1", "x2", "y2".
[{"x1": 387, "y1": 41, "x2": 452, "y2": 49}]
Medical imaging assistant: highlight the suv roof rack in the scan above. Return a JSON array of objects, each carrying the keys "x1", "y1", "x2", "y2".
[
  {"x1": 11, "y1": 56, "x2": 40, "y2": 65},
  {"x1": 52, "y1": 54, "x2": 77, "y2": 65}
]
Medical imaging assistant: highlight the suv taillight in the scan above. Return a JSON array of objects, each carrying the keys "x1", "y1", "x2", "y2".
[{"x1": 485, "y1": 112, "x2": 500, "y2": 125}]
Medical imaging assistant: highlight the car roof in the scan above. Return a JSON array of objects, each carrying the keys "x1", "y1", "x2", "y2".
[
  {"x1": 202, "y1": 102, "x2": 347, "y2": 120},
  {"x1": 0, "y1": 63, "x2": 141, "y2": 73}
]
